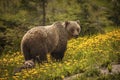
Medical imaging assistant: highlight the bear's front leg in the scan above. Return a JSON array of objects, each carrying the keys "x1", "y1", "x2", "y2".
[
  {"x1": 35, "y1": 52, "x2": 48, "y2": 63},
  {"x1": 50, "y1": 47, "x2": 66, "y2": 61}
]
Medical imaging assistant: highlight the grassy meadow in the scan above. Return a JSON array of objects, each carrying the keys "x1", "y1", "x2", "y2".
[{"x1": 0, "y1": 28, "x2": 120, "y2": 80}]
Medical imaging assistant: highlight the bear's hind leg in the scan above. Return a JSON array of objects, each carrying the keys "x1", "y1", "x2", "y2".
[{"x1": 22, "y1": 45, "x2": 33, "y2": 61}]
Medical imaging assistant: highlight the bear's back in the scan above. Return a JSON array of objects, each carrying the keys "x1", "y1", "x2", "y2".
[{"x1": 23, "y1": 27, "x2": 47, "y2": 40}]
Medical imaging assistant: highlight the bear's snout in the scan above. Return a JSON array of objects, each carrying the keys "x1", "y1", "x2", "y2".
[{"x1": 74, "y1": 34, "x2": 79, "y2": 38}]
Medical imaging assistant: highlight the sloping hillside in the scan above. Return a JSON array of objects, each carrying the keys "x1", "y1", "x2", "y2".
[{"x1": 0, "y1": 29, "x2": 120, "y2": 80}]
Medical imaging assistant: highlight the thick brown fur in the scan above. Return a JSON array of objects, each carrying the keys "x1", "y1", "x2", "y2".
[
  {"x1": 21, "y1": 22, "x2": 67, "y2": 62},
  {"x1": 17, "y1": 21, "x2": 81, "y2": 72}
]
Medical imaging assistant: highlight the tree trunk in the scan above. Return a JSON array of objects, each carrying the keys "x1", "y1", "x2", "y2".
[{"x1": 42, "y1": 0, "x2": 46, "y2": 26}]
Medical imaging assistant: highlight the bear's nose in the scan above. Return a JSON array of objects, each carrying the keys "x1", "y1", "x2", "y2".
[{"x1": 75, "y1": 35, "x2": 79, "y2": 38}]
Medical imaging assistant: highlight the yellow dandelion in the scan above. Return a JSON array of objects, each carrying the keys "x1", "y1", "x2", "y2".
[
  {"x1": 43, "y1": 70, "x2": 46, "y2": 73},
  {"x1": 3, "y1": 58, "x2": 7, "y2": 62},
  {"x1": 66, "y1": 62, "x2": 70, "y2": 66},
  {"x1": 10, "y1": 58, "x2": 14, "y2": 62},
  {"x1": 32, "y1": 71, "x2": 37, "y2": 75},
  {"x1": 61, "y1": 75, "x2": 65, "y2": 79},
  {"x1": 23, "y1": 75, "x2": 27, "y2": 79},
  {"x1": 59, "y1": 63, "x2": 62, "y2": 67},
  {"x1": 13, "y1": 76, "x2": 19, "y2": 80}
]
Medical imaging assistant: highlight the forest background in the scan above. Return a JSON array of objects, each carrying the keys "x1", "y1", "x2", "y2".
[{"x1": 0, "y1": 0, "x2": 120, "y2": 56}]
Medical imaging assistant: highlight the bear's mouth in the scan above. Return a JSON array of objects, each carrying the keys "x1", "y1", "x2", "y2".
[
  {"x1": 74, "y1": 35, "x2": 78, "y2": 38},
  {"x1": 73, "y1": 35, "x2": 79, "y2": 38},
  {"x1": 75, "y1": 36, "x2": 79, "y2": 38}
]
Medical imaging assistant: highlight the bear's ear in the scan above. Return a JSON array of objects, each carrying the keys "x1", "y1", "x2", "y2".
[
  {"x1": 76, "y1": 20, "x2": 80, "y2": 24},
  {"x1": 65, "y1": 21, "x2": 70, "y2": 28}
]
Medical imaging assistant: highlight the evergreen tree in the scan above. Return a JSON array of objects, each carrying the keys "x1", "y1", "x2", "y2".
[
  {"x1": 77, "y1": 0, "x2": 105, "y2": 36},
  {"x1": 108, "y1": 0, "x2": 120, "y2": 26}
]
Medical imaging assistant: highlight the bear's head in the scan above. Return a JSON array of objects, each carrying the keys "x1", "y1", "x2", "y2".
[{"x1": 65, "y1": 20, "x2": 81, "y2": 39}]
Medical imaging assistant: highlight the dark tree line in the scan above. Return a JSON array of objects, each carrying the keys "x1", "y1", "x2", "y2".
[
  {"x1": 0, "y1": 0, "x2": 120, "y2": 54},
  {"x1": 108, "y1": 0, "x2": 120, "y2": 26}
]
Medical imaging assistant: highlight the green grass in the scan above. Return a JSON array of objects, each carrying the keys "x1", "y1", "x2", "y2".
[{"x1": 0, "y1": 28, "x2": 120, "y2": 80}]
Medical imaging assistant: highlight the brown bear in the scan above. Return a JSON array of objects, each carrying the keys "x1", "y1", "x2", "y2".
[{"x1": 21, "y1": 20, "x2": 81, "y2": 66}]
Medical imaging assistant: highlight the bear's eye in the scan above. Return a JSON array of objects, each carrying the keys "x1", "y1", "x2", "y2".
[
  {"x1": 77, "y1": 28, "x2": 79, "y2": 32},
  {"x1": 70, "y1": 28, "x2": 74, "y2": 32}
]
